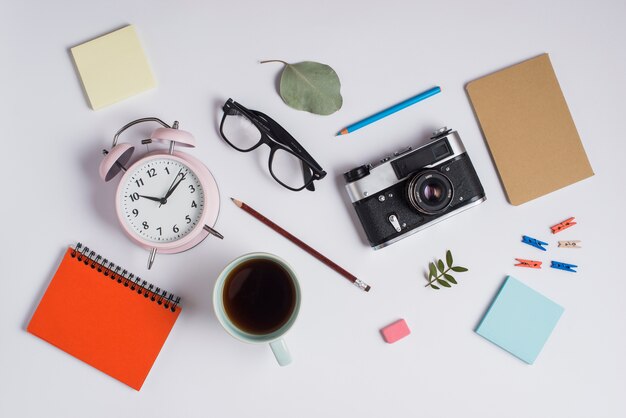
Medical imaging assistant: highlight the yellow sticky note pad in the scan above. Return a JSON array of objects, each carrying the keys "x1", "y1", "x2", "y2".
[{"x1": 71, "y1": 25, "x2": 156, "y2": 110}]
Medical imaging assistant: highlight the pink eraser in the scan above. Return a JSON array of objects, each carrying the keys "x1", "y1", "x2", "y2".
[{"x1": 380, "y1": 319, "x2": 411, "y2": 343}]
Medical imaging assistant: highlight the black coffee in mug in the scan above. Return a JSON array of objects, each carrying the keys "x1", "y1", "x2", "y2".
[{"x1": 222, "y1": 258, "x2": 296, "y2": 335}]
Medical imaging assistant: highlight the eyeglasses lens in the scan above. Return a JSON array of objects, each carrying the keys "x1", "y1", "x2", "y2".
[
  {"x1": 271, "y1": 148, "x2": 312, "y2": 190},
  {"x1": 222, "y1": 110, "x2": 262, "y2": 151}
]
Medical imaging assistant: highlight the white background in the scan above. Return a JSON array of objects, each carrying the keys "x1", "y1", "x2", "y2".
[{"x1": 2, "y1": 1, "x2": 625, "y2": 417}]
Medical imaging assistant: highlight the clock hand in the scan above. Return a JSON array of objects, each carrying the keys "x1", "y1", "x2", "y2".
[
  {"x1": 159, "y1": 169, "x2": 183, "y2": 207},
  {"x1": 163, "y1": 172, "x2": 187, "y2": 200},
  {"x1": 163, "y1": 169, "x2": 183, "y2": 197},
  {"x1": 138, "y1": 194, "x2": 164, "y2": 202}
]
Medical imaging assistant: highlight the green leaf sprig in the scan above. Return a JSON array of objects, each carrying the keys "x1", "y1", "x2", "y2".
[
  {"x1": 424, "y1": 250, "x2": 468, "y2": 290},
  {"x1": 260, "y1": 60, "x2": 343, "y2": 115}
]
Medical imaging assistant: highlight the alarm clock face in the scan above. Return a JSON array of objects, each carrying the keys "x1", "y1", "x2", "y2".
[{"x1": 119, "y1": 158, "x2": 205, "y2": 244}]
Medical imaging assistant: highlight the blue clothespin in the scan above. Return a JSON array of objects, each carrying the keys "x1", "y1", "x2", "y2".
[
  {"x1": 522, "y1": 235, "x2": 548, "y2": 251},
  {"x1": 550, "y1": 261, "x2": 578, "y2": 273}
]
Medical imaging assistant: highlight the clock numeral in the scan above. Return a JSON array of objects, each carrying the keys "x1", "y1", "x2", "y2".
[
  {"x1": 130, "y1": 192, "x2": 140, "y2": 202},
  {"x1": 135, "y1": 178, "x2": 144, "y2": 187},
  {"x1": 173, "y1": 225, "x2": 179, "y2": 233},
  {"x1": 191, "y1": 200, "x2": 197, "y2": 208},
  {"x1": 147, "y1": 168, "x2": 157, "y2": 178},
  {"x1": 132, "y1": 209, "x2": 139, "y2": 217},
  {"x1": 156, "y1": 227, "x2": 162, "y2": 236},
  {"x1": 189, "y1": 184, "x2": 196, "y2": 193},
  {"x1": 185, "y1": 215, "x2": 192, "y2": 224},
  {"x1": 164, "y1": 166, "x2": 171, "y2": 175},
  {"x1": 142, "y1": 221, "x2": 149, "y2": 230}
]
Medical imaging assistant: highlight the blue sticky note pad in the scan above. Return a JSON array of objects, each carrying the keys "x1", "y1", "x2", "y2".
[{"x1": 476, "y1": 276, "x2": 564, "y2": 364}]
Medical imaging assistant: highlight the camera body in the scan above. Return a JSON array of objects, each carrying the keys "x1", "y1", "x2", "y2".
[{"x1": 344, "y1": 128, "x2": 486, "y2": 249}]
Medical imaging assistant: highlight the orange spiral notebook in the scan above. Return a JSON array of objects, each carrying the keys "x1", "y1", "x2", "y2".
[{"x1": 27, "y1": 243, "x2": 181, "y2": 390}]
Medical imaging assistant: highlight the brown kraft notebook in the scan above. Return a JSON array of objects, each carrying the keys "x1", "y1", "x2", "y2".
[{"x1": 466, "y1": 53, "x2": 594, "y2": 206}]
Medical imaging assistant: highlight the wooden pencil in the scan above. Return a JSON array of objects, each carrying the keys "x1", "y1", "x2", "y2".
[{"x1": 231, "y1": 198, "x2": 371, "y2": 292}]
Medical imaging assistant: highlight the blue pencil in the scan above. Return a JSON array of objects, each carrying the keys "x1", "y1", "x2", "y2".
[{"x1": 337, "y1": 86, "x2": 441, "y2": 136}]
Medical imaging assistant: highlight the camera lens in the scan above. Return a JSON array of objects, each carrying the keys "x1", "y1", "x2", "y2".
[
  {"x1": 423, "y1": 183, "x2": 445, "y2": 202},
  {"x1": 407, "y1": 170, "x2": 453, "y2": 215}
]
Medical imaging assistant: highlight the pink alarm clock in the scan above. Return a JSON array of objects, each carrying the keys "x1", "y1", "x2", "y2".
[{"x1": 99, "y1": 117, "x2": 223, "y2": 269}]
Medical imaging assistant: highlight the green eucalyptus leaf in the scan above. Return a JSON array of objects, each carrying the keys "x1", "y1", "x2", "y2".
[
  {"x1": 443, "y1": 274, "x2": 457, "y2": 284},
  {"x1": 436, "y1": 278, "x2": 451, "y2": 288},
  {"x1": 446, "y1": 250, "x2": 453, "y2": 268},
  {"x1": 429, "y1": 262, "x2": 437, "y2": 278},
  {"x1": 430, "y1": 284, "x2": 440, "y2": 290},
  {"x1": 437, "y1": 260, "x2": 445, "y2": 273},
  {"x1": 262, "y1": 60, "x2": 343, "y2": 115},
  {"x1": 451, "y1": 266, "x2": 468, "y2": 273}
]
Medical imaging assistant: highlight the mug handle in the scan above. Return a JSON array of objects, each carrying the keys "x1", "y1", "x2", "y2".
[{"x1": 269, "y1": 338, "x2": 292, "y2": 366}]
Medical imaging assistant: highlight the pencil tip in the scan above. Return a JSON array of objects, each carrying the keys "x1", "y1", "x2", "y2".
[
  {"x1": 337, "y1": 129, "x2": 348, "y2": 136},
  {"x1": 230, "y1": 198, "x2": 242, "y2": 207}
]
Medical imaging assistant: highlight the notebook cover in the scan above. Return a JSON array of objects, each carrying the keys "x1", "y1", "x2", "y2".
[
  {"x1": 27, "y1": 248, "x2": 180, "y2": 390},
  {"x1": 466, "y1": 53, "x2": 594, "y2": 205},
  {"x1": 475, "y1": 276, "x2": 564, "y2": 364}
]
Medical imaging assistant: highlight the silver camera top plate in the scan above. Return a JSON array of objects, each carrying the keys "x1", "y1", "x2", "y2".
[{"x1": 345, "y1": 129, "x2": 466, "y2": 203}]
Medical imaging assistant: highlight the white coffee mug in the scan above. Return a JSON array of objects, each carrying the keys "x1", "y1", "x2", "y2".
[{"x1": 213, "y1": 252, "x2": 301, "y2": 366}]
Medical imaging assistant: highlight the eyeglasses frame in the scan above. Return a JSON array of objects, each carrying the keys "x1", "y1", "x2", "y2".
[{"x1": 220, "y1": 99, "x2": 327, "y2": 191}]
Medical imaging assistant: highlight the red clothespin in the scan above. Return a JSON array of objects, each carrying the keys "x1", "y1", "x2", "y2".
[
  {"x1": 551, "y1": 217, "x2": 576, "y2": 234},
  {"x1": 515, "y1": 258, "x2": 542, "y2": 269}
]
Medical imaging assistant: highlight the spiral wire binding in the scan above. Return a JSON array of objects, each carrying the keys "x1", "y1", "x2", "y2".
[{"x1": 71, "y1": 243, "x2": 181, "y2": 312}]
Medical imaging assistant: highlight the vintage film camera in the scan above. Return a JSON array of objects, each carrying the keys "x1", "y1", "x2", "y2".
[{"x1": 344, "y1": 128, "x2": 486, "y2": 249}]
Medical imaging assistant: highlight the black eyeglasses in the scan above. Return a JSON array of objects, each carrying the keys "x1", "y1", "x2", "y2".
[{"x1": 219, "y1": 99, "x2": 327, "y2": 191}]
